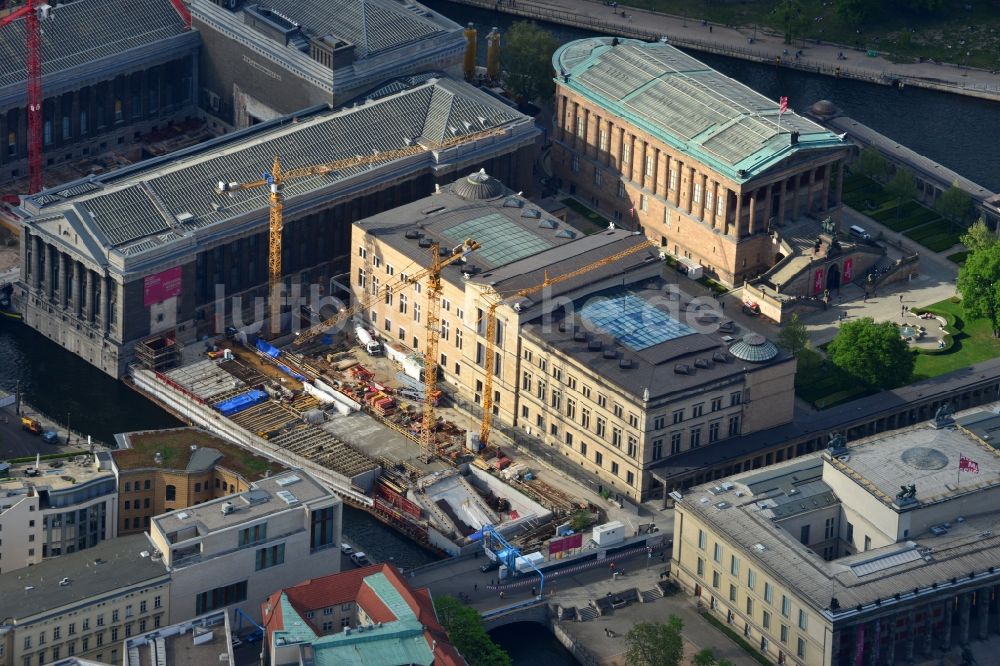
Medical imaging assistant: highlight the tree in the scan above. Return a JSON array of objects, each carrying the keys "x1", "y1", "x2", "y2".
[
  {"x1": 625, "y1": 616, "x2": 684, "y2": 666},
  {"x1": 834, "y1": 0, "x2": 872, "y2": 26},
  {"x1": 960, "y1": 218, "x2": 995, "y2": 253},
  {"x1": 775, "y1": 0, "x2": 805, "y2": 44},
  {"x1": 570, "y1": 509, "x2": 593, "y2": 532},
  {"x1": 827, "y1": 317, "x2": 914, "y2": 388},
  {"x1": 957, "y1": 241, "x2": 1000, "y2": 338},
  {"x1": 852, "y1": 146, "x2": 887, "y2": 182},
  {"x1": 777, "y1": 313, "x2": 810, "y2": 357},
  {"x1": 692, "y1": 648, "x2": 734, "y2": 666},
  {"x1": 886, "y1": 168, "x2": 918, "y2": 206},
  {"x1": 434, "y1": 596, "x2": 512, "y2": 666},
  {"x1": 502, "y1": 22, "x2": 559, "y2": 104},
  {"x1": 935, "y1": 182, "x2": 972, "y2": 227}
]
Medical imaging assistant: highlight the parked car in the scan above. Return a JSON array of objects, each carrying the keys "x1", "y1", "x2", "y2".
[
  {"x1": 480, "y1": 558, "x2": 500, "y2": 573},
  {"x1": 41, "y1": 431, "x2": 60, "y2": 445},
  {"x1": 340, "y1": 543, "x2": 353, "y2": 555},
  {"x1": 350, "y1": 552, "x2": 371, "y2": 567}
]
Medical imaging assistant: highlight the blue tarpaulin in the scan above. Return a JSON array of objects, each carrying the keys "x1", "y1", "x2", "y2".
[
  {"x1": 255, "y1": 338, "x2": 280, "y2": 358},
  {"x1": 215, "y1": 389, "x2": 267, "y2": 417},
  {"x1": 277, "y1": 364, "x2": 307, "y2": 381}
]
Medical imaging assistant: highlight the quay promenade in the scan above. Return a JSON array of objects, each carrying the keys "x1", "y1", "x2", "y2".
[{"x1": 446, "y1": 0, "x2": 1000, "y2": 101}]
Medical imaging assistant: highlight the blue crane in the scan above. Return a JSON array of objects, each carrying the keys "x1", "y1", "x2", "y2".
[{"x1": 481, "y1": 524, "x2": 544, "y2": 596}]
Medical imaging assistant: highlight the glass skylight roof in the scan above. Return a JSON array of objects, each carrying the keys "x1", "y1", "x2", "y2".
[
  {"x1": 442, "y1": 213, "x2": 552, "y2": 267},
  {"x1": 580, "y1": 293, "x2": 695, "y2": 351}
]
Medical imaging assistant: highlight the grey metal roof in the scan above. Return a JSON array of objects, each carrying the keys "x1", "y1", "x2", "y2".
[
  {"x1": 252, "y1": 0, "x2": 451, "y2": 58},
  {"x1": 20, "y1": 77, "x2": 529, "y2": 258},
  {"x1": 0, "y1": 533, "x2": 167, "y2": 622},
  {"x1": 553, "y1": 38, "x2": 846, "y2": 182},
  {"x1": 186, "y1": 447, "x2": 224, "y2": 473},
  {"x1": 0, "y1": 0, "x2": 188, "y2": 89}
]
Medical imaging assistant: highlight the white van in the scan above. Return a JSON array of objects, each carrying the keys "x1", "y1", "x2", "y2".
[{"x1": 849, "y1": 225, "x2": 871, "y2": 241}]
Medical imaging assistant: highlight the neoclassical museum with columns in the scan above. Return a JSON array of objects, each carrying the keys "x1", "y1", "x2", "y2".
[
  {"x1": 551, "y1": 37, "x2": 854, "y2": 287},
  {"x1": 672, "y1": 408, "x2": 1000, "y2": 666}
]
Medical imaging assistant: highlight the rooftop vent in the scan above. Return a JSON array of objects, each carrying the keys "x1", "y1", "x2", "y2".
[
  {"x1": 221, "y1": 501, "x2": 235, "y2": 515},
  {"x1": 753, "y1": 543, "x2": 767, "y2": 552},
  {"x1": 420, "y1": 205, "x2": 447, "y2": 216},
  {"x1": 275, "y1": 474, "x2": 301, "y2": 487},
  {"x1": 602, "y1": 349, "x2": 618, "y2": 360},
  {"x1": 573, "y1": 331, "x2": 587, "y2": 342},
  {"x1": 713, "y1": 351, "x2": 731, "y2": 363},
  {"x1": 176, "y1": 212, "x2": 194, "y2": 224},
  {"x1": 715, "y1": 501, "x2": 731, "y2": 510},
  {"x1": 694, "y1": 357, "x2": 712, "y2": 369},
  {"x1": 503, "y1": 196, "x2": 524, "y2": 208},
  {"x1": 524, "y1": 209, "x2": 543, "y2": 220},
  {"x1": 588, "y1": 339, "x2": 603, "y2": 352},
  {"x1": 276, "y1": 490, "x2": 299, "y2": 504},
  {"x1": 674, "y1": 363, "x2": 691, "y2": 375},
  {"x1": 404, "y1": 230, "x2": 422, "y2": 240},
  {"x1": 930, "y1": 525, "x2": 948, "y2": 536},
  {"x1": 418, "y1": 239, "x2": 433, "y2": 249},
  {"x1": 618, "y1": 358, "x2": 633, "y2": 369}
]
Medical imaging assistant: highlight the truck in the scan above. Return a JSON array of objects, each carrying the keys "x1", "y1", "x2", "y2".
[
  {"x1": 20, "y1": 416, "x2": 42, "y2": 434},
  {"x1": 355, "y1": 325, "x2": 382, "y2": 356}
]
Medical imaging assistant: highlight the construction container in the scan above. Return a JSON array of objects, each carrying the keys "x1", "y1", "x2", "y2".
[
  {"x1": 490, "y1": 456, "x2": 511, "y2": 471},
  {"x1": 515, "y1": 551, "x2": 544, "y2": 573},
  {"x1": 592, "y1": 521, "x2": 625, "y2": 547}
]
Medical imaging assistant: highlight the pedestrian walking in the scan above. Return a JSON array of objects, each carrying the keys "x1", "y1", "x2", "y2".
[
  {"x1": 474, "y1": 583, "x2": 478, "y2": 591},
  {"x1": 720, "y1": 300, "x2": 725, "y2": 311},
  {"x1": 499, "y1": 590, "x2": 505, "y2": 599},
  {"x1": 531, "y1": 586, "x2": 536, "y2": 597},
  {"x1": 709, "y1": 25, "x2": 713, "y2": 32}
]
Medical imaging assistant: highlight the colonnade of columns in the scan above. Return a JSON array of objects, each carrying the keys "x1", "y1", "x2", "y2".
[{"x1": 24, "y1": 232, "x2": 114, "y2": 334}]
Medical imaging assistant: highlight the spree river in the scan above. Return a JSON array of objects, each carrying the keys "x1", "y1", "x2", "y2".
[{"x1": 423, "y1": 0, "x2": 1000, "y2": 193}]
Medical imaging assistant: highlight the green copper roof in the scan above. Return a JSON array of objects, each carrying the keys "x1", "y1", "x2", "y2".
[
  {"x1": 273, "y1": 593, "x2": 319, "y2": 646},
  {"x1": 553, "y1": 37, "x2": 848, "y2": 183}
]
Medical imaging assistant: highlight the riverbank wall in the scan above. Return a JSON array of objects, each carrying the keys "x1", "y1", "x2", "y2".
[{"x1": 443, "y1": 0, "x2": 1000, "y2": 102}]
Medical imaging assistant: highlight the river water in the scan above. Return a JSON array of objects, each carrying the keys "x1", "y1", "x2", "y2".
[{"x1": 423, "y1": 0, "x2": 1000, "y2": 193}]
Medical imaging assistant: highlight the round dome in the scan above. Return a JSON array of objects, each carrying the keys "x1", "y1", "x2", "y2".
[
  {"x1": 452, "y1": 169, "x2": 505, "y2": 200},
  {"x1": 809, "y1": 99, "x2": 839, "y2": 119},
  {"x1": 901, "y1": 447, "x2": 949, "y2": 471},
  {"x1": 728, "y1": 333, "x2": 779, "y2": 363}
]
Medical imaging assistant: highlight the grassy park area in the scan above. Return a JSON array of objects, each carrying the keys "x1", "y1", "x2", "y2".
[{"x1": 912, "y1": 298, "x2": 1000, "y2": 380}]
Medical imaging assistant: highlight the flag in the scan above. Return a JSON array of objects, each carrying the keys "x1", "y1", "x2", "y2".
[
  {"x1": 779, "y1": 96, "x2": 788, "y2": 114},
  {"x1": 629, "y1": 206, "x2": 635, "y2": 217},
  {"x1": 960, "y1": 455, "x2": 980, "y2": 473}
]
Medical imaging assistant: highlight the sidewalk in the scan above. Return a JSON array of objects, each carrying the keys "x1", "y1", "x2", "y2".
[{"x1": 453, "y1": 0, "x2": 1000, "y2": 100}]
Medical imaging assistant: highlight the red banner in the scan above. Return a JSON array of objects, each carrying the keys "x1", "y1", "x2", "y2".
[
  {"x1": 813, "y1": 268, "x2": 825, "y2": 295},
  {"x1": 143, "y1": 266, "x2": 182, "y2": 307},
  {"x1": 843, "y1": 257, "x2": 853, "y2": 282},
  {"x1": 549, "y1": 532, "x2": 584, "y2": 555},
  {"x1": 376, "y1": 483, "x2": 422, "y2": 519}
]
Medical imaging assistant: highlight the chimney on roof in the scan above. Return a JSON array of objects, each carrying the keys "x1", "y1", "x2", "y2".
[{"x1": 790, "y1": 132, "x2": 800, "y2": 145}]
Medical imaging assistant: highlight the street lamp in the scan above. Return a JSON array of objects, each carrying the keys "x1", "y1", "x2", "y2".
[{"x1": 66, "y1": 411, "x2": 71, "y2": 445}]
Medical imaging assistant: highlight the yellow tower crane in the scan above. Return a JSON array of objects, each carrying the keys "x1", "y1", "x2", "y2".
[
  {"x1": 215, "y1": 126, "x2": 508, "y2": 333},
  {"x1": 477, "y1": 238, "x2": 657, "y2": 448}
]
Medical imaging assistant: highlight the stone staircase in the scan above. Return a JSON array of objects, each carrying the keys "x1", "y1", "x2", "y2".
[
  {"x1": 640, "y1": 586, "x2": 665, "y2": 603},
  {"x1": 576, "y1": 604, "x2": 600, "y2": 622}
]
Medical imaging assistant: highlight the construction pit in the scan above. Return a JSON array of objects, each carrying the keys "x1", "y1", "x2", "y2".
[{"x1": 136, "y1": 330, "x2": 592, "y2": 555}]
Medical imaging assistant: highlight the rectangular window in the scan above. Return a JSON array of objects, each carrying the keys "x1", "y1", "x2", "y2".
[
  {"x1": 798, "y1": 610, "x2": 808, "y2": 630},
  {"x1": 310, "y1": 506, "x2": 336, "y2": 551},
  {"x1": 581, "y1": 408, "x2": 590, "y2": 429},
  {"x1": 626, "y1": 470, "x2": 635, "y2": 486},
  {"x1": 781, "y1": 596, "x2": 791, "y2": 617},
  {"x1": 705, "y1": 188, "x2": 713, "y2": 211},
  {"x1": 670, "y1": 432, "x2": 682, "y2": 454},
  {"x1": 713, "y1": 543, "x2": 722, "y2": 563},
  {"x1": 846, "y1": 522, "x2": 854, "y2": 544},
  {"x1": 593, "y1": 169, "x2": 603, "y2": 186},
  {"x1": 594, "y1": 451, "x2": 603, "y2": 466},
  {"x1": 696, "y1": 557, "x2": 704, "y2": 576},
  {"x1": 652, "y1": 438, "x2": 663, "y2": 460},
  {"x1": 639, "y1": 194, "x2": 648, "y2": 212},
  {"x1": 255, "y1": 543, "x2": 286, "y2": 570},
  {"x1": 730, "y1": 555, "x2": 739, "y2": 576},
  {"x1": 712, "y1": 571, "x2": 720, "y2": 589},
  {"x1": 800, "y1": 525, "x2": 810, "y2": 545},
  {"x1": 669, "y1": 169, "x2": 678, "y2": 191},
  {"x1": 626, "y1": 435, "x2": 637, "y2": 459},
  {"x1": 672, "y1": 409, "x2": 684, "y2": 424},
  {"x1": 611, "y1": 461, "x2": 619, "y2": 476},
  {"x1": 797, "y1": 637, "x2": 806, "y2": 658},
  {"x1": 566, "y1": 398, "x2": 576, "y2": 419},
  {"x1": 571, "y1": 155, "x2": 580, "y2": 173},
  {"x1": 645, "y1": 154, "x2": 654, "y2": 177},
  {"x1": 746, "y1": 597, "x2": 754, "y2": 616},
  {"x1": 599, "y1": 128, "x2": 608, "y2": 151},
  {"x1": 824, "y1": 517, "x2": 835, "y2": 540},
  {"x1": 729, "y1": 584, "x2": 737, "y2": 602},
  {"x1": 576, "y1": 115, "x2": 584, "y2": 137},
  {"x1": 690, "y1": 427, "x2": 702, "y2": 448},
  {"x1": 611, "y1": 427, "x2": 622, "y2": 448},
  {"x1": 238, "y1": 524, "x2": 267, "y2": 547},
  {"x1": 617, "y1": 181, "x2": 626, "y2": 198},
  {"x1": 762, "y1": 610, "x2": 771, "y2": 630},
  {"x1": 747, "y1": 569, "x2": 756, "y2": 590},
  {"x1": 711, "y1": 397, "x2": 723, "y2": 412},
  {"x1": 717, "y1": 193, "x2": 725, "y2": 215},
  {"x1": 693, "y1": 181, "x2": 702, "y2": 204},
  {"x1": 731, "y1": 391, "x2": 743, "y2": 406},
  {"x1": 709, "y1": 421, "x2": 720, "y2": 443},
  {"x1": 195, "y1": 580, "x2": 248, "y2": 614},
  {"x1": 596, "y1": 417, "x2": 606, "y2": 439},
  {"x1": 764, "y1": 582, "x2": 773, "y2": 604},
  {"x1": 698, "y1": 529, "x2": 707, "y2": 550},
  {"x1": 728, "y1": 415, "x2": 741, "y2": 437},
  {"x1": 622, "y1": 142, "x2": 630, "y2": 168},
  {"x1": 780, "y1": 625, "x2": 788, "y2": 643}
]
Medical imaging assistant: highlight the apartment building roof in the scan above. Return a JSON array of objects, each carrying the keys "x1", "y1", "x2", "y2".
[
  {"x1": 124, "y1": 611, "x2": 232, "y2": 666},
  {"x1": 113, "y1": 427, "x2": 284, "y2": 480},
  {"x1": 0, "y1": 453, "x2": 112, "y2": 498},
  {"x1": 522, "y1": 278, "x2": 790, "y2": 401},
  {"x1": 153, "y1": 470, "x2": 334, "y2": 538},
  {"x1": 679, "y1": 416, "x2": 1000, "y2": 619},
  {"x1": 263, "y1": 563, "x2": 461, "y2": 666},
  {"x1": 553, "y1": 37, "x2": 846, "y2": 183},
  {"x1": 19, "y1": 77, "x2": 531, "y2": 268},
  {"x1": 0, "y1": 0, "x2": 189, "y2": 91},
  {"x1": 0, "y1": 533, "x2": 166, "y2": 621}
]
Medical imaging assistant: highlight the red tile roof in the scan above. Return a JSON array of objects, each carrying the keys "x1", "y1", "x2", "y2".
[{"x1": 261, "y1": 563, "x2": 466, "y2": 665}]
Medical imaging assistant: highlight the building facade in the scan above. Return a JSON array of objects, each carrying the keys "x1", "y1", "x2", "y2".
[
  {"x1": 0, "y1": 533, "x2": 170, "y2": 666},
  {"x1": 15, "y1": 77, "x2": 537, "y2": 377},
  {"x1": 0, "y1": 0, "x2": 198, "y2": 189},
  {"x1": 148, "y1": 469, "x2": 343, "y2": 624},
  {"x1": 0, "y1": 454, "x2": 117, "y2": 574},
  {"x1": 192, "y1": 0, "x2": 465, "y2": 129},
  {"x1": 109, "y1": 427, "x2": 284, "y2": 535},
  {"x1": 551, "y1": 38, "x2": 852, "y2": 287},
  {"x1": 671, "y1": 409, "x2": 1000, "y2": 666},
  {"x1": 351, "y1": 172, "x2": 795, "y2": 501}
]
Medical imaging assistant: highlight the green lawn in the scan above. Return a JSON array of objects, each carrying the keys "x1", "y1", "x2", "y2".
[
  {"x1": 903, "y1": 220, "x2": 962, "y2": 252},
  {"x1": 796, "y1": 359, "x2": 877, "y2": 409},
  {"x1": 560, "y1": 198, "x2": 608, "y2": 235},
  {"x1": 912, "y1": 298, "x2": 1000, "y2": 380},
  {"x1": 618, "y1": 0, "x2": 1000, "y2": 70},
  {"x1": 947, "y1": 251, "x2": 969, "y2": 265}
]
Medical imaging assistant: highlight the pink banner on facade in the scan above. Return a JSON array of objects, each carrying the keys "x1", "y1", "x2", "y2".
[
  {"x1": 549, "y1": 532, "x2": 584, "y2": 555},
  {"x1": 843, "y1": 257, "x2": 853, "y2": 282},
  {"x1": 813, "y1": 268, "x2": 825, "y2": 295},
  {"x1": 143, "y1": 266, "x2": 182, "y2": 307}
]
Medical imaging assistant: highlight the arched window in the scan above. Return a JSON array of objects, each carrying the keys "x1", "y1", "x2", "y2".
[
  {"x1": 165, "y1": 484, "x2": 176, "y2": 501},
  {"x1": 114, "y1": 100, "x2": 123, "y2": 123},
  {"x1": 7, "y1": 131, "x2": 15, "y2": 156}
]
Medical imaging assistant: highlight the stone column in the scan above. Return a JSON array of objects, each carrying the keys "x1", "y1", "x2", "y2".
[
  {"x1": 627, "y1": 135, "x2": 636, "y2": 182},
  {"x1": 865, "y1": 619, "x2": 880, "y2": 666},
  {"x1": 806, "y1": 169, "x2": 817, "y2": 213},
  {"x1": 884, "y1": 613, "x2": 896, "y2": 665},
  {"x1": 941, "y1": 598, "x2": 954, "y2": 651},
  {"x1": 685, "y1": 166, "x2": 695, "y2": 213},
  {"x1": 992, "y1": 584, "x2": 1000, "y2": 635},
  {"x1": 17, "y1": 106, "x2": 27, "y2": 159},
  {"x1": 977, "y1": 586, "x2": 991, "y2": 640},
  {"x1": 54, "y1": 248, "x2": 64, "y2": 304},
  {"x1": 655, "y1": 148, "x2": 665, "y2": 197},
  {"x1": 902, "y1": 610, "x2": 916, "y2": 661},
  {"x1": 30, "y1": 235, "x2": 41, "y2": 290},
  {"x1": 582, "y1": 108, "x2": 590, "y2": 152},
  {"x1": 778, "y1": 178, "x2": 788, "y2": 225},
  {"x1": 821, "y1": 164, "x2": 832, "y2": 211},
  {"x1": 51, "y1": 94, "x2": 62, "y2": 147},
  {"x1": 836, "y1": 161, "x2": 845, "y2": 205},
  {"x1": 764, "y1": 183, "x2": 775, "y2": 229},
  {"x1": 957, "y1": 591, "x2": 972, "y2": 645},
  {"x1": 830, "y1": 629, "x2": 842, "y2": 666},
  {"x1": 697, "y1": 173, "x2": 707, "y2": 221},
  {"x1": 571, "y1": 102, "x2": 579, "y2": 147},
  {"x1": 733, "y1": 191, "x2": 743, "y2": 237},
  {"x1": 84, "y1": 269, "x2": 94, "y2": 323},
  {"x1": 70, "y1": 90, "x2": 81, "y2": 141},
  {"x1": 921, "y1": 606, "x2": 933, "y2": 656},
  {"x1": 71, "y1": 260, "x2": 82, "y2": 316},
  {"x1": 748, "y1": 189, "x2": 758, "y2": 235},
  {"x1": 99, "y1": 275, "x2": 110, "y2": 334},
  {"x1": 672, "y1": 161, "x2": 682, "y2": 206},
  {"x1": 791, "y1": 173, "x2": 803, "y2": 220}
]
